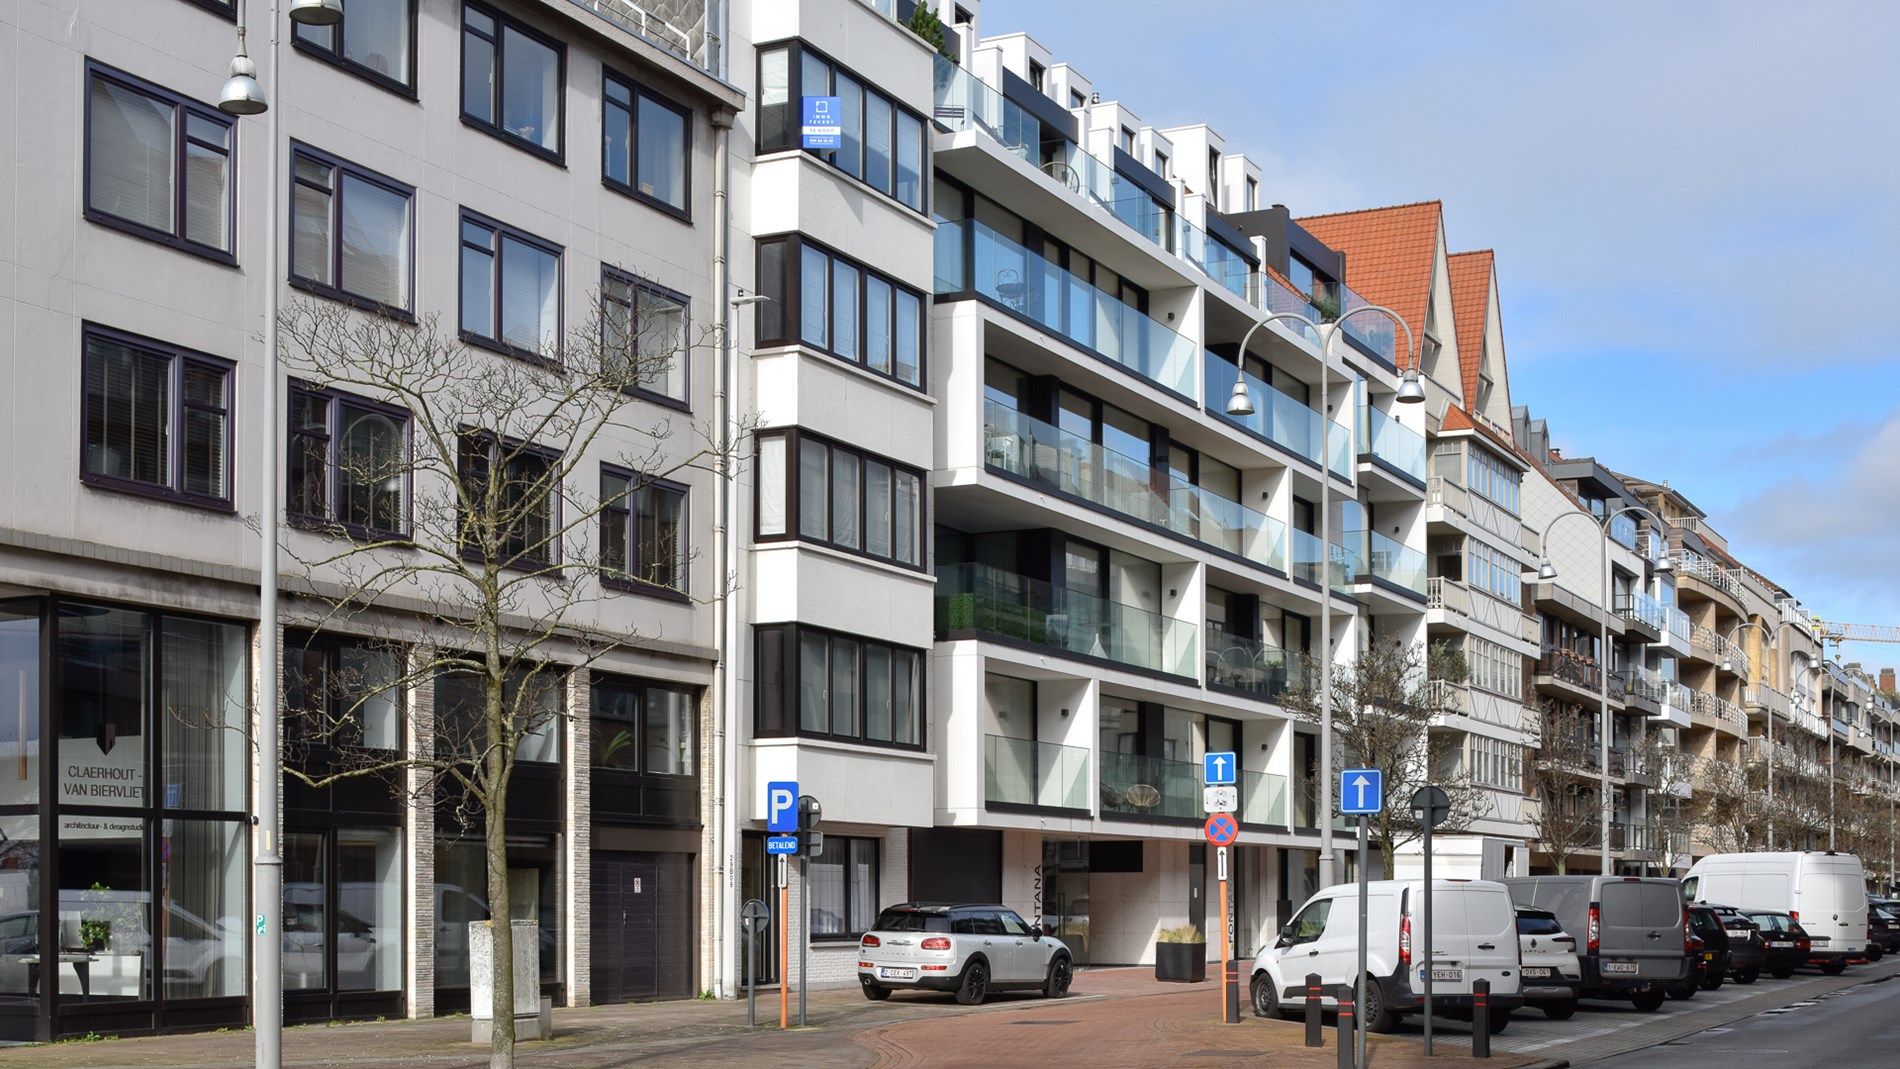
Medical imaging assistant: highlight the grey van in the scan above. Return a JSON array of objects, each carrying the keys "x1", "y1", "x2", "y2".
[{"x1": 1502, "y1": 876, "x2": 1689, "y2": 1011}]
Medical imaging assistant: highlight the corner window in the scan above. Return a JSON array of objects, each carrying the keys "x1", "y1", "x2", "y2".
[
  {"x1": 754, "y1": 429, "x2": 925, "y2": 568},
  {"x1": 603, "y1": 73, "x2": 690, "y2": 215},
  {"x1": 459, "y1": 211, "x2": 562, "y2": 360},
  {"x1": 81, "y1": 325, "x2": 232, "y2": 508},
  {"x1": 754, "y1": 623, "x2": 923, "y2": 748},
  {"x1": 756, "y1": 235, "x2": 925, "y2": 389},
  {"x1": 600, "y1": 467, "x2": 689, "y2": 594},
  {"x1": 457, "y1": 433, "x2": 560, "y2": 569},
  {"x1": 287, "y1": 384, "x2": 409, "y2": 538},
  {"x1": 461, "y1": 1, "x2": 563, "y2": 160},
  {"x1": 85, "y1": 62, "x2": 234, "y2": 259},
  {"x1": 290, "y1": 145, "x2": 414, "y2": 314},
  {"x1": 293, "y1": 0, "x2": 414, "y2": 93},
  {"x1": 590, "y1": 674, "x2": 696, "y2": 775},
  {"x1": 602, "y1": 270, "x2": 689, "y2": 404},
  {"x1": 755, "y1": 42, "x2": 926, "y2": 213}
]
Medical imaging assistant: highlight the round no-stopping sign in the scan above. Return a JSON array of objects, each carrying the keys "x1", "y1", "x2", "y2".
[{"x1": 1204, "y1": 812, "x2": 1240, "y2": 847}]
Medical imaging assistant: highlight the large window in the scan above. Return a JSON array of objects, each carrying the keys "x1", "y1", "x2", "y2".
[
  {"x1": 1467, "y1": 446, "x2": 1520, "y2": 514},
  {"x1": 434, "y1": 664, "x2": 561, "y2": 764},
  {"x1": 600, "y1": 467, "x2": 688, "y2": 594},
  {"x1": 458, "y1": 433, "x2": 561, "y2": 569},
  {"x1": 809, "y1": 836, "x2": 879, "y2": 939},
  {"x1": 1467, "y1": 540, "x2": 1523, "y2": 605},
  {"x1": 85, "y1": 62, "x2": 235, "y2": 260},
  {"x1": 293, "y1": 0, "x2": 415, "y2": 93},
  {"x1": 754, "y1": 429, "x2": 924, "y2": 569},
  {"x1": 601, "y1": 270, "x2": 689, "y2": 405},
  {"x1": 1467, "y1": 736, "x2": 1523, "y2": 791},
  {"x1": 603, "y1": 73, "x2": 690, "y2": 216},
  {"x1": 434, "y1": 835, "x2": 560, "y2": 993},
  {"x1": 756, "y1": 235, "x2": 924, "y2": 388},
  {"x1": 283, "y1": 630, "x2": 403, "y2": 752},
  {"x1": 81, "y1": 325, "x2": 233, "y2": 509},
  {"x1": 1464, "y1": 636, "x2": 1523, "y2": 700},
  {"x1": 290, "y1": 145, "x2": 414, "y2": 314},
  {"x1": 282, "y1": 827, "x2": 403, "y2": 997},
  {"x1": 590, "y1": 674, "x2": 696, "y2": 775},
  {"x1": 754, "y1": 624, "x2": 923, "y2": 749},
  {"x1": 461, "y1": 1, "x2": 563, "y2": 160},
  {"x1": 460, "y1": 211, "x2": 563, "y2": 360},
  {"x1": 288, "y1": 384, "x2": 409, "y2": 538},
  {"x1": 756, "y1": 42, "x2": 926, "y2": 212}
]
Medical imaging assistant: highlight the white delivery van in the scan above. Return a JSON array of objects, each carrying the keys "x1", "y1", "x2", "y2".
[
  {"x1": 1683, "y1": 852, "x2": 1867, "y2": 972},
  {"x1": 1249, "y1": 879, "x2": 1523, "y2": 1034}
]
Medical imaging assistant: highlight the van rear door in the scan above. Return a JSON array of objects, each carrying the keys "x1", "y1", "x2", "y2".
[
  {"x1": 1417, "y1": 883, "x2": 1475, "y2": 994},
  {"x1": 1597, "y1": 879, "x2": 1685, "y2": 981},
  {"x1": 1798, "y1": 861, "x2": 1867, "y2": 953},
  {"x1": 1462, "y1": 886, "x2": 1521, "y2": 996}
]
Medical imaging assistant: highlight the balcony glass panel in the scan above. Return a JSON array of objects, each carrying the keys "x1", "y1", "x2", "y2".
[
  {"x1": 1203, "y1": 352, "x2": 1351, "y2": 477},
  {"x1": 1205, "y1": 629, "x2": 1305, "y2": 700},
  {"x1": 1358, "y1": 405, "x2": 1426, "y2": 482},
  {"x1": 1257, "y1": 270, "x2": 1327, "y2": 345},
  {"x1": 1337, "y1": 280, "x2": 1398, "y2": 367},
  {"x1": 1099, "y1": 751, "x2": 1201, "y2": 820},
  {"x1": 1608, "y1": 513, "x2": 1639, "y2": 550},
  {"x1": 935, "y1": 562, "x2": 1197, "y2": 677},
  {"x1": 1363, "y1": 530, "x2": 1427, "y2": 595},
  {"x1": 1290, "y1": 529, "x2": 1357, "y2": 594},
  {"x1": 983, "y1": 400, "x2": 1286, "y2": 570},
  {"x1": 1240, "y1": 769, "x2": 1289, "y2": 827},
  {"x1": 1174, "y1": 216, "x2": 1254, "y2": 303},
  {"x1": 984, "y1": 734, "x2": 1090, "y2": 811}
]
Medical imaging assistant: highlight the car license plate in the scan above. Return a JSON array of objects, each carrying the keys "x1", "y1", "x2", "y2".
[
  {"x1": 1810, "y1": 937, "x2": 1829, "y2": 946},
  {"x1": 1520, "y1": 967, "x2": 1552, "y2": 979},
  {"x1": 1430, "y1": 967, "x2": 1463, "y2": 982},
  {"x1": 1602, "y1": 960, "x2": 1640, "y2": 974},
  {"x1": 877, "y1": 967, "x2": 916, "y2": 981}
]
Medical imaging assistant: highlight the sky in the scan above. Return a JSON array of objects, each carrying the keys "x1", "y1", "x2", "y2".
[{"x1": 980, "y1": 0, "x2": 1900, "y2": 669}]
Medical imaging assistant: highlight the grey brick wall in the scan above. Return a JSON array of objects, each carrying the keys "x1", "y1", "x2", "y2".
[
  {"x1": 565, "y1": 670, "x2": 593, "y2": 1006},
  {"x1": 405, "y1": 646, "x2": 437, "y2": 1019}
]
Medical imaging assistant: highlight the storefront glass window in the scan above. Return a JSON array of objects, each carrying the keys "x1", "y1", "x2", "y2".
[
  {"x1": 0, "y1": 814, "x2": 41, "y2": 1005},
  {"x1": 56, "y1": 606, "x2": 147, "y2": 809},
  {"x1": 160, "y1": 818, "x2": 246, "y2": 999},
  {"x1": 160, "y1": 618, "x2": 248, "y2": 812},
  {"x1": 0, "y1": 607, "x2": 38, "y2": 808},
  {"x1": 336, "y1": 827, "x2": 402, "y2": 992},
  {"x1": 57, "y1": 814, "x2": 151, "y2": 1003},
  {"x1": 283, "y1": 831, "x2": 328, "y2": 992},
  {"x1": 434, "y1": 836, "x2": 561, "y2": 991}
]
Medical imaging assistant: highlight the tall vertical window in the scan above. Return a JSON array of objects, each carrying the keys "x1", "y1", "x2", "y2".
[
  {"x1": 601, "y1": 271, "x2": 689, "y2": 404},
  {"x1": 81, "y1": 326, "x2": 232, "y2": 508},
  {"x1": 757, "y1": 235, "x2": 926, "y2": 389},
  {"x1": 290, "y1": 146, "x2": 414, "y2": 314},
  {"x1": 460, "y1": 211, "x2": 562, "y2": 359},
  {"x1": 293, "y1": 0, "x2": 414, "y2": 92},
  {"x1": 809, "y1": 837, "x2": 879, "y2": 938},
  {"x1": 755, "y1": 430, "x2": 925, "y2": 568},
  {"x1": 85, "y1": 62, "x2": 235, "y2": 259},
  {"x1": 461, "y1": 1, "x2": 563, "y2": 160},
  {"x1": 458, "y1": 433, "x2": 560, "y2": 569},
  {"x1": 288, "y1": 384, "x2": 409, "y2": 537},
  {"x1": 600, "y1": 468, "x2": 689, "y2": 594},
  {"x1": 756, "y1": 624, "x2": 923, "y2": 748},
  {"x1": 284, "y1": 630, "x2": 403, "y2": 751},
  {"x1": 435, "y1": 664, "x2": 562, "y2": 763},
  {"x1": 602, "y1": 73, "x2": 691, "y2": 215},
  {"x1": 755, "y1": 42, "x2": 926, "y2": 212}
]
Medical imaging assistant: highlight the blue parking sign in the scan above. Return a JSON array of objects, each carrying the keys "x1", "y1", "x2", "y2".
[
  {"x1": 766, "y1": 780, "x2": 799, "y2": 832},
  {"x1": 1203, "y1": 751, "x2": 1237, "y2": 786},
  {"x1": 801, "y1": 96, "x2": 842, "y2": 150}
]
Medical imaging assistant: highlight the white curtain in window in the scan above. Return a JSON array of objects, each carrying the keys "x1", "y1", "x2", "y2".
[
  {"x1": 340, "y1": 174, "x2": 409, "y2": 308},
  {"x1": 343, "y1": 0, "x2": 410, "y2": 81},
  {"x1": 89, "y1": 76, "x2": 174, "y2": 231},
  {"x1": 499, "y1": 237, "x2": 557, "y2": 354},
  {"x1": 160, "y1": 618, "x2": 247, "y2": 811}
]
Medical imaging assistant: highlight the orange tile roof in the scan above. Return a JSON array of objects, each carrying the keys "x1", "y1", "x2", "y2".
[
  {"x1": 1296, "y1": 201, "x2": 1443, "y2": 368},
  {"x1": 1447, "y1": 250, "x2": 1494, "y2": 412}
]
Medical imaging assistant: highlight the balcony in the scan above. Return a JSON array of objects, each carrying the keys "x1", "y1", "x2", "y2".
[
  {"x1": 1427, "y1": 576, "x2": 1468, "y2": 615},
  {"x1": 1674, "y1": 549, "x2": 1746, "y2": 604},
  {"x1": 1744, "y1": 684, "x2": 1790, "y2": 718},
  {"x1": 1536, "y1": 645, "x2": 1603, "y2": 700},
  {"x1": 563, "y1": 0, "x2": 704, "y2": 69},
  {"x1": 1336, "y1": 279, "x2": 1400, "y2": 368},
  {"x1": 1358, "y1": 530, "x2": 1428, "y2": 599},
  {"x1": 1205, "y1": 630, "x2": 1305, "y2": 702},
  {"x1": 1291, "y1": 528, "x2": 1358, "y2": 596},
  {"x1": 1614, "y1": 592, "x2": 1666, "y2": 641},
  {"x1": 985, "y1": 734, "x2": 1091, "y2": 813},
  {"x1": 1175, "y1": 215, "x2": 1257, "y2": 305},
  {"x1": 934, "y1": 562, "x2": 1199, "y2": 678},
  {"x1": 1203, "y1": 352, "x2": 1352, "y2": 477},
  {"x1": 983, "y1": 400, "x2": 1287, "y2": 571},
  {"x1": 1689, "y1": 690, "x2": 1744, "y2": 731},
  {"x1": 1358, "y1": 405, "x2": 1428, "y2": 485},
  {"x1": 1621, "y1": 666, "x2": 1668, "y2": 713},
  {"x1": 1099, "y1": 751, "x2": 1202, "y2": 821},
  {"x1": 1690, "y1": 624, "x2": 1750, "y2": 675},
  {"x1": 1240, "y1": 768, "x2": 1291, "y2": 828},
  {"x1": 1425, "y1": 678, "x2": 1471, "y2": 718},
  {"x1": 1608, "y1": 512, "x2": 1639, "y2": 550},
  {"x1": 937, "y1": 219, "x2": 1198, "y2": 398}
]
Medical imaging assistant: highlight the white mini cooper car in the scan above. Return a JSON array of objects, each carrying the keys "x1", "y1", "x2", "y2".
[{"x1": 857, "y1": 903, "x2": 1072, "y2": 1004}]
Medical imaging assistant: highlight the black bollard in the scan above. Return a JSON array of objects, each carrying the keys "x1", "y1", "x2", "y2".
[
  {"x1": 1224, "y1": 960, "x2": 1241, "y2": 1024},
  {"x1": 1305, "y1": 973, "x2": 1324, "y2": 1047},
  {"x1": 1471, "y1": 978, "x2": 1491, "y2": 1059},
  {"x1": 1337, "y1": 990, "x2": 1357, "y2": 1069}
]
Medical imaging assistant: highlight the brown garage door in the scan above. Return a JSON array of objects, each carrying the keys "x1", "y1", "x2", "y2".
[{"x1": 591, "y1": 851, "x2": 694, "y2": 1002}]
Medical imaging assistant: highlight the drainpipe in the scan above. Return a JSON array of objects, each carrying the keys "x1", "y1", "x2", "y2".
[{"x1": 709, "y1": 105, "x2": 736, "y2": 999}]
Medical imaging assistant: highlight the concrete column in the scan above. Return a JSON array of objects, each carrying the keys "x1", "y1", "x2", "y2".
[
  {"x1": 564, "y1": 669, "x2": 592, "y2": 1007},
  {"x1": 406, "y1": 646, "x2": 437, "y2": 1019}
]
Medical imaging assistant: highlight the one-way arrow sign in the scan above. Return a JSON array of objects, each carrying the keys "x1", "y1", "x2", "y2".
[{"x1": 1339, "y1": 768, "x2": 1383, "y2": 815}]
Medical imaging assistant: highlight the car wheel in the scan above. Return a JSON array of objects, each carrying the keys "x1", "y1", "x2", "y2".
[
  {"x1": 1488, "y1": 1008, "x2": 1510, "y2": 1035},
  {"x1": 1701, "y1": 974, "x2": 1724, "y2": 991},
  {"x1": 1631, "y1": 989, "x2": 1667, "y2": 1012},
  {"x1": 1361, "y1": 976, "x2": 1398, "y2": 1034},
  {"x1": 1043, "y1": 955, "x2": 1072, "y2": 999},
  {"x1": 1734, "y1": 967, "x2": 1760, "y2": 985},
  {"x1": 1666, "y1": 978, "x2": 1697, "y2": 1001},
  {"x1": 1820, "y1": 959, "x2": 1847, "y2": 976},
  {"x1": 956, "y1": 959, "x2": 991, "y2": 1006},
  {"x1": 1250, "y1": 972, "x2": 1280, "y2": 1019},
  {"x1": 1770, "y1": 966, "x2": 1795, "y2": 980},
  {"x1": 1542, "y1": 998, "x2": 1577, "y2": 1021},
  {"x1": 1869, "y1": 943, "x2": 1885, "y2": 962},
  {"x1": 861, "y1": 981, "x2": 891, "y2": 1001}
]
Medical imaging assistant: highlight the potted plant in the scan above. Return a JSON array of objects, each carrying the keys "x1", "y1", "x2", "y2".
[
  {"x1": 79, "y1": 882, "x2": 114, "y2": 952},
  {"x1": 1154, "y1": 924, "x2": 1207, "y2": 982}
]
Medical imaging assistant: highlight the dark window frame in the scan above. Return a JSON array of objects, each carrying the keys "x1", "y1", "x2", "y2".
[
  {"x1": 809, "y1": 835, "x2": 881, "y2": 941},
  {"x1": 753, "y1": 623, "x2": 926, "y2": 751},
  {"x1": 286, "y1": 381, "x2": 414, "y2": 541},
  {"x1": 282, "y1": 627, "x2": 408, "y2": 756},
  {"x1": 291, "y1": 0, "x2": 420, "y2": 98},
  {"x1": 79, "y1": 322, "x2": 236, "y2": 512},
  {"x1": 588, "y1": 671, "x2": 699, "y2": 778},
  {"x1": 456, "y1": 430, "x2": 564, "y2": 572},
  {"x1": 600, "y1": 266, "x2": 692, "y2": 411},
  {"x1": 752, "y1": 427, "x2": 928, "y2": 571},
  {"x1": 460, "y1": 0, "x2": 567, "y2": 165},
  {"x1": 177, "y1": 0, "x2": 237, "y2": 18},
  {"x1": 83, "y1": 60, "x2": 238, "y2": 265},
  {"x1": 754, "y1": 233, "x2": 927, "y2": 391},
  {"x1": 598, "y1": 462, "x2": 691, "y2": 600},
  {"x1": 754, "y1": 39, "x2": 929, "y2": 215},
  {"x1": 288, "y1": 142, "x2": 418, "y2": 319},
  {"x1": 601, "y1": 69, "x2": 694, "y2": 221},
  {"x1": 457, "y1": 208, "x2": 566, "y2": 366}
]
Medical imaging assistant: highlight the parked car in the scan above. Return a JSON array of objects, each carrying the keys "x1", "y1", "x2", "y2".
[
  {"x1": 1683, "y1": 851, "x2": 1868, "y2": 973},
  {"x1": 1668, "y1": 905, "x2": 1728, "y2": 999},
  {"x1": 1864, "y1": 902, "x2": 1899, "y2": 958},
  {"x1": 856, "y1": 903, "x2": 1072, "y2": 1005},
  {"x1": 1705, "y1": 904, "x2": 1766, "y2": 983},
  {"x1": 1249, "y1": 879, "x2": 1522, "y2": 1034},
  {"x1": 1513, "y1": 906, "x2": 1581, "y2": 1020},
  {"x1": 1503, "y1": 876, "x2": 1689, "y2": 1012},
  {"x1": 1743, "y1": 910, "x2": 1812, "y2": 979}
]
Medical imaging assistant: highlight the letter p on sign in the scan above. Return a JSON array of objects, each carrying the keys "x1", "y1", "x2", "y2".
[{"x1": 766, "y1": 781, "x2": 799, "y2": 832}]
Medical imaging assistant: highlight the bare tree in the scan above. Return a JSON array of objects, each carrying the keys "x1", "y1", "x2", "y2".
[
  {"x1": 1278, "y1": 639, "x2": 1487, "y2": 876},
  {"x1": 270, "y1": 294, "x2": 740, "y2": 1068},
  {"x1": 1642, "y1": 741, "x2": 1699, "y2": 874},
  {"x1": 1689, "y1": 754, "x2": 1762, "y2": 857},
  {"x1": 1524, "y1": 701, "x2": 1600, "y2": 874}
]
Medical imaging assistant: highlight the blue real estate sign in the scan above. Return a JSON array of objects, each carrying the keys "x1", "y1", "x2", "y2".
[{"x1": 801, "y1": 96, "x2": 843, "y2": 149}]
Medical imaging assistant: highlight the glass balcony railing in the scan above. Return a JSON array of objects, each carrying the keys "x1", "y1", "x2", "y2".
[
  {"x1": 1357, "y1": 405, "x2": 1427, "y2": 482},
  {"x1": 1291, "y1": 529, "x2": 1357, "y2": 595},
  {"x1": 1538, "y1": 645, "x2": 1603, "y2": 691},
  {"x1": 1361, "y1": 530, "x2": 1428, "y2": 595},
  {"x1": 1205, "y1": 629, "x2": 1305, "y2": 700},
  {"x1": 1175, "y1": 215, "x2": 1255, "y2": 304},
  {"x1": 1240, "y1": 768, "x2": 1290, "y2": 827},
  {"x1": 983, "y1": 400, "x2": 1288, "y2": 571},
  {"x1": 1337, "y1": 280, "x2": 1398, "y2": 368},
  {"x1": 1202, "y1": 352, "x2": 1351, "y2": 476},
  {"x1": 1258, "y1": 270, "x2": 1328, "y2": 346},
  {"x1": 1608, "y1": 512, "x2": 1639, "y2": 550},
  {"x1": 937, "y1": 219, "x2": 1198, "y2": 398},
  {"x1": 985, "y1": 734, "x2": 1091, "y2": 811},
  {"x1": 1615, "y1": 591, "x2": 1668, "y2": 632},
  {"x1": 1099, "y1": 751, "x2": 1202, "y2": 820},
  {"x1": 934, "y1": 562, "x2": 1198, "y2": 677}
]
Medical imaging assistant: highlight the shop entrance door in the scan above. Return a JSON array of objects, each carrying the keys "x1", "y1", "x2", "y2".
[{"x1": 1041, "y1": 840, "x2": 1092, "y2": 966}]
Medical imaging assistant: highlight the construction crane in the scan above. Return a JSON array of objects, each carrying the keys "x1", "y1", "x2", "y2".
[{"x1": 1810, "y1": 618, "x2": 1900, "y2": 646}]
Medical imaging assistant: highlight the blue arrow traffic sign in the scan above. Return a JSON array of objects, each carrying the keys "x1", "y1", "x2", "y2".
[
  {"x1": 765, "y1": 835, "x2": 799, "y2": 855},
  {"x1": 1203, "y1": 751, "x2": 1237, "y2": 786},
  {"x1": 1340, "y1": 768, "x2": 1384, "y2": 815}
]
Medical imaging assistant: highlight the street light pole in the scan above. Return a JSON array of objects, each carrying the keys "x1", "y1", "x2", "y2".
[{"x1": 1724, "y1": 619, "x2": 1802, "y2": 851}]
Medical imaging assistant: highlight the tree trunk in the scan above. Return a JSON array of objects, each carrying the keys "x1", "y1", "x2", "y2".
[{"x1": 486, "y1": 674, "x2": 516, "y2": 1069}]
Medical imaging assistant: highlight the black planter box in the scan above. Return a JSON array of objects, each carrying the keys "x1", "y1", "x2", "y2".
[{"x1": 1154, "y1": 941, "x2": 1207, "y2": 983}]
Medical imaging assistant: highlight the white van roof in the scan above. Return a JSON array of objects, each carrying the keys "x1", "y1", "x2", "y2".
[{"x1": 1692, "y1": 851, "x2": 1864, "y2": 870}]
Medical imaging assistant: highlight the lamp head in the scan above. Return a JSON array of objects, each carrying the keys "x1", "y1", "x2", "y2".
[
  {"x1": 1538, "y1": 559, "x2": 1557, "y2": 581},
  {"x1": 1721, "y1": 658, "x2": 1733, "y2": 673},
  {"x1": 1396, "y1": 367, "x2": 1426, "y2": 404},
  {"x1": 217, "y1": 48, "x2": 267, "y2": 116},
  {"x1": 289, "y1": 0, "x2": 345, "y2": 25},
  {"x1": 1654, "y1": 554, "x2": 1673, "y2": 574},
  {"x1": 1225, "y1": 376, "x2": 1255, "y2": 417}
]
